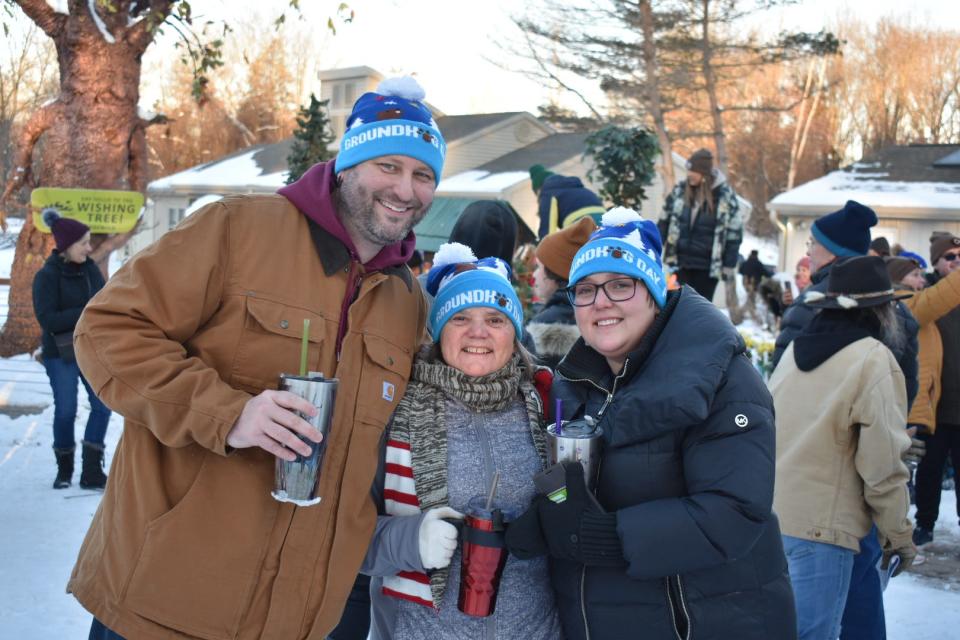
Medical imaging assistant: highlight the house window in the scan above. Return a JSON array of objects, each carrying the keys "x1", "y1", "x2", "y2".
[
  {"x1": 332, "y1": 84, "x2": 342, "y2": 107},
  {"x1": 168, "y1": 208, "x2": 185, "y2": 228},
  {"x1": 344, "y1": 82, "x2": 356, "y2": 105}
]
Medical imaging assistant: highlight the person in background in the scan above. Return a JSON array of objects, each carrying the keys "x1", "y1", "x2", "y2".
[
  {"x1": 885, "y1": 254, "x2": 960, "y2": 505},
  {"x1": 795, "y1": 255, "x2": 812, "y2": 292},
  {"x1": 770, "y1": 256, "x2": 915, "y2": 640},
  {"x1": 507, "y1": 208, "x2": 795, "y2": 640},
  {"x1": 659, "y1": 148, "x2": 743, "y2": 302},
  {"x1": 913, "y1": 232, "x2": 960, "y2": 547},
  {"x1": 870, "y1": 236, "x2": 891, "y2": 257},
  {"x1": 407, "y1": 250, "x2": 427, "y2": 277},
  {"x1": 526, "y1": 217, "x2": 597, "y2": 369},
  {"x1": 32, "y1": 210, "x2": 111, "y2": 490},
  {"x1": 772, "y1": 201, "x2": 918, "y2": 640},
  {"x1": 71, "y1": 76, "x2": 443, "y2": 640},
  {"x1": 533, "y1": 167, "x2": 605, "y2": 240},
  {"x1": 362, "y1": 243, "x2": 561, "y2": 640},
  {"x1": 417, "y1": 199, "x2": 519, "y2": 306}
]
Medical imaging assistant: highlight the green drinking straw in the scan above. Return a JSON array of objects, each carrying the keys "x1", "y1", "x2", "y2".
[{"x1": 299, "y1": 318, "x2": 311, "y2": 376}]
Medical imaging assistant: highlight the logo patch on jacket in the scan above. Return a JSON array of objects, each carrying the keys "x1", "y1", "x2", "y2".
[{"x1": 382, "y1": 381, "x2": 396, "y2": 402}]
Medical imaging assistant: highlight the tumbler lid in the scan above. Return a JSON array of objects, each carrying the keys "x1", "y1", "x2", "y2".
[{"x1": 547, "y1": 416, "x2": 601, "y2": 438}]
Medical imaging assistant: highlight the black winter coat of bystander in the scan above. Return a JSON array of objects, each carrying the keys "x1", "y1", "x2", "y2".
[{"x1": 32, "y1": 252, "x2": 106, "y2": 360}]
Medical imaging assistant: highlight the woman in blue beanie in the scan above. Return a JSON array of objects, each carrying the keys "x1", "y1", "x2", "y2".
[
  {"x1": 507, "y1": 207, "x2": 796, "y2": 640},
  {"x1": 360, "y1": 243, "x2": 561, "y2": 639}
]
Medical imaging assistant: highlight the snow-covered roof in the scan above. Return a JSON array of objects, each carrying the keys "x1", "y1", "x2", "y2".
[
  {"x1": 148, "y1": 141, "x2": 291, "y2": 195},
  {"x1": 769, "y1": 144, "x2": 960, "y2": 218},
  {"x1": 437, "y1": 170, "x2": 530, "y2": 194}
]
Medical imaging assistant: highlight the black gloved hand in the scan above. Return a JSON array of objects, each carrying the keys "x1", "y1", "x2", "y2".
[{"x1": 507, "y1": 462, "x2": 624, "y2": 566}]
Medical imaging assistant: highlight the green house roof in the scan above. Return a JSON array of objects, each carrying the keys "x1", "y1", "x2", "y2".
[{"x1": 413, "y1": 197, "x2": 535, "y2": 254}]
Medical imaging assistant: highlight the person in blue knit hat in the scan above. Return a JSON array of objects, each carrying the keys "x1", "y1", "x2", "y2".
[
  {"x1": 360, "y1": 240, "x2": 563, "y2": 640},
  {"x1": 772, "y1": 199, "x2": 920, "y2": 640},
  {"x1": 72, "y1": 75, "x2": 447, "y2": 640},
  {"x1": 506, "y1": 206, "x2": 797, "y2": 640}
]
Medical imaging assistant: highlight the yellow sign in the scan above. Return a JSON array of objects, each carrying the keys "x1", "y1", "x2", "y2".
[{"x1": 32, "y1": 187, "x2": 143, "y2": 234}]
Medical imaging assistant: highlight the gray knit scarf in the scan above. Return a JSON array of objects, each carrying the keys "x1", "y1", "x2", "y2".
[{"x1": 388, "y1": 348, "x2": 548, "y2": 606}]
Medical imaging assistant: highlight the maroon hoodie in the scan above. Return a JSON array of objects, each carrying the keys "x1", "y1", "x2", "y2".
[{"x1": 278, "y1": 161, "x2": 418, "y2": 356}]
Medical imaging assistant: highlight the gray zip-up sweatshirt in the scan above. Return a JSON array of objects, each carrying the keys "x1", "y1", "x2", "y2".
[{"x1": 362, "y1": 396, "x2": 563, "y2": 640}]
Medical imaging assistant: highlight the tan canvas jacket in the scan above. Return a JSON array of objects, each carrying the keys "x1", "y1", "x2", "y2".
[
  {"x1": 902, "y1": 268, "x2": 960, "y2": 432},
  {"x1": 68, "y1": 195, "x2": 427, "y2": 640},
  {"x1": 770, "y1": 338, "x2": 912, "y2": 553}
]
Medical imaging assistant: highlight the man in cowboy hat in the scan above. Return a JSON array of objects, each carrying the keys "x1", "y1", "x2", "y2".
[
  {"x1": 771, "y1": 201, "x2": 919, "y2": 640},
  {"x1": 770, "y1": 255, "x2": 917, "y2": 640}
]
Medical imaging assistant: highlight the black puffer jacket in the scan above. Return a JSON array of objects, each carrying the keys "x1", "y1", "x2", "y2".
[
  {"x1": 526, "y1": 290, "x2": 580, "y2": 370},
  {"x1": 32, "y1": 252, "x2": 106, "y2": 359},
  {"x1": 773, "y1": 260, "x2": 919, "y2": 408},
  {"x1": 551, "y1": 288, "x2": 796, "y2": 640}
]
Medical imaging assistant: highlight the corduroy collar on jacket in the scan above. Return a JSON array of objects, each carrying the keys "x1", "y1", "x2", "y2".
[{"x1": 305, "y1": 216, "x2": 412, "y2": 290}]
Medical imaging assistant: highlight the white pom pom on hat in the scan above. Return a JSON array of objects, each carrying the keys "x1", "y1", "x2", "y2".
[
  {"x1": 601, "y1": 206, "x2": 644, "y2": 227},
  {"x1": 431, "y1": 242, "x2": 477, "y2": 269},
  {"x1": 375, "y1": 76, "x2": 426, "y2": 102}
]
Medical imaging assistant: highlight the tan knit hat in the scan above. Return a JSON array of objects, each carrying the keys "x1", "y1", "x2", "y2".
[
  {"x1": 536, "y1": 217, "x2": 598, "y2": 282},
  {"x1": 930, "y1": 231, "x2": 960, "y2": 265}
]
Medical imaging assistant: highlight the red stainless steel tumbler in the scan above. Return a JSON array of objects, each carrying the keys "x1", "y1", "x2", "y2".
[{"x1": 457, "y1": 501, "x2": 509, "y2": 617}]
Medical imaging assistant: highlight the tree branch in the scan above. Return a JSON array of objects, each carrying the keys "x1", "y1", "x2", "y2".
[
  {"x1": 12, "y1": 0, "x2": 67, "y2": 39},
  {"x1": 0, "y1": 100, "x2": 61, "y2": 205},
  {"x1": 127, "y1": 0, "x2": 176, "y2": 53}
]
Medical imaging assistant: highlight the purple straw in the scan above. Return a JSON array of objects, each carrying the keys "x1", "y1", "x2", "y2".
[{"x1": 555, "y1": 398, "x2": 563, "y2": 435}]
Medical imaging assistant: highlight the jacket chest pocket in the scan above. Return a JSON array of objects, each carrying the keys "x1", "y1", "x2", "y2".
[
  {"x1": 231, "y1": 296, "x2": 328, "y2": 393},
  {"x1": 356, "y1": 333, "x2": 412, "y2": 430}
]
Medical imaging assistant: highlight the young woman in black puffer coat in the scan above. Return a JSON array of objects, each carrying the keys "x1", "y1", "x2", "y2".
[
  {"x1": 33, "y1": 210, "x2": 111, "y2": 490},
  {"x1": 507, "y1": 208, "x2": 796, "y2": 640}
]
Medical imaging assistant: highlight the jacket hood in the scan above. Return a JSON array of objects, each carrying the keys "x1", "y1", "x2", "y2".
[
  {"x1": 277, "y1": 161, "x2": 416, "y2": 271},
  {"x1": 541, "y1": 174, "x2": 587, "y2": 192},
  {"x1": 793, "y1": 309, "x2": 880, "y2": 372}
]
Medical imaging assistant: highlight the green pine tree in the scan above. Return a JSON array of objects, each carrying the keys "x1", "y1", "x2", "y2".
[{"x1": 285, "y1": 94, "x2": 335, "y2": 184}]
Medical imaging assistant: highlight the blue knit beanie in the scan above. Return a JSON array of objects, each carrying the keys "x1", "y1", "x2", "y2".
[
  {"x1": 568, "y1": 207, "x2": 667, "y2": 307},
  {"x1": 426, "y1": 242, "x2": 524, "y2": 340},
  {"x1": 811, "y1": 200, "x2": 878, "y2": 258},
  {"x1": 334, "y1": 76, "x2": 446, "y2": 184}
]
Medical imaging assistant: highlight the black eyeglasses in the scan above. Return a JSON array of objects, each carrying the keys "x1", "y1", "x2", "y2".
[
  {"x1": 565, "y1": 277, "x2": 639, "y2": 307},
  {"x1": 941, "y1": 252, "x2": 960, "y2": 263}
]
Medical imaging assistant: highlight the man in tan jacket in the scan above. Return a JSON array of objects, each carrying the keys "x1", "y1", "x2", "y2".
[{"x1": 72, "y1": 77, "x2": 444, "y2": 640}]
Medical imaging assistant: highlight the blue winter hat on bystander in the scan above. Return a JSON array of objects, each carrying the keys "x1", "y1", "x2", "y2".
[
  {"x1": 426, "y1": 242, "x2": 524, "y2": 340},
  {"x1": 334, "y1": 76, "x2": 446, "y2": 184},
  {"x1": 810, "y1": 200, "x2": 878, "y2": 258},
  {"x1": 568, "y1": 207, "x2": 667, "y2": 307}
]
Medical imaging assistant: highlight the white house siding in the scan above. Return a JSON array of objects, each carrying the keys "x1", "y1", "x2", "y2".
[{"x1": 442, "y1": 120, "x2": 551, "y2": 178}]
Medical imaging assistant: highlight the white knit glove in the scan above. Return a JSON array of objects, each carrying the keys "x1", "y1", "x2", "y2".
[{"x1": 418, "y1": 507, "x2": 463, "y2": 570}]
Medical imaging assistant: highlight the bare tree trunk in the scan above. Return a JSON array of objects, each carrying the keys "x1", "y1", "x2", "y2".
[
  {"x1": 699, "y1": 0, "x2": 729, "y2": 174},
  {"x1": 639, "y1": 0, "x2": 676, "y2": 192},
  {"x1": 0, "y1": 0, "x2": 173, "y2": 356}
]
